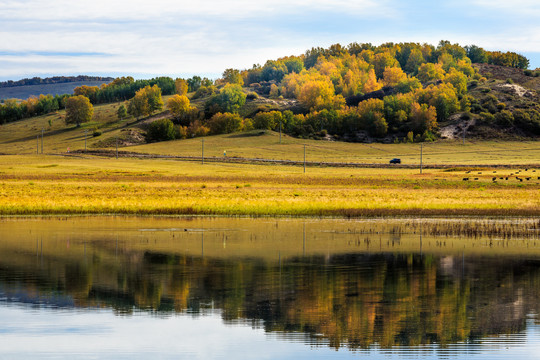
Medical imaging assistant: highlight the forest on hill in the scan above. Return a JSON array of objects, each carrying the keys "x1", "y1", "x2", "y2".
[
  {"x1": 1, "y1": 41, "x2": 539, "y2": 143},
  {"x1": 0, "y1": 75, "x2": 114, "y2": 88}
]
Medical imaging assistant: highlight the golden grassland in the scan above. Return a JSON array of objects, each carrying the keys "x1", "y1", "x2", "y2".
[{"x1": 0, "y1": 155, "x2": 538, "y2": 216}]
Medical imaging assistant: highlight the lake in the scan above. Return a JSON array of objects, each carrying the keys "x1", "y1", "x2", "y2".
[{"x1": 1, "y1": 216, "x2": 539, "y2": 359}]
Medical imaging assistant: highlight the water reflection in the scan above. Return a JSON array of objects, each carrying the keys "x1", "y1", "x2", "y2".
[{"x1": 0, "y1": 217, "x2": 540, "y2": 358}]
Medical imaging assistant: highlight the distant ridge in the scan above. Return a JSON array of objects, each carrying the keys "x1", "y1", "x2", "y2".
[{"x1": 0, "y1": 75, "x2": 114, "y2": 88}]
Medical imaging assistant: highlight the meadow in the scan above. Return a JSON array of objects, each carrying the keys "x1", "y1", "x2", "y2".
[
  {"x1": 0, "y1": 155, "x2": 538, "y2": 216},
  {"x1": 1, "y1": 99, "x2": 539, "y2": 217}
]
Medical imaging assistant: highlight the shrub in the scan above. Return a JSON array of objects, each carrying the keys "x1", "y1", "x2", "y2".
[
  {"x1": 524, "y1": 69, "x2": 533, "y2": 76},
  {"x1": 494, "y1": 110, "x2": 514, "y2": 127},
  {"x1": 246, "y1": 91, "x2": 259, "y2": 100},
  {"x1": 146, "y1": 118, "x2": 176, "y2": 142},
  {"x1": 206, "y1": 112, "x2": 243, "y2": 134},
  {"x1": 506, "y1": 78, "x2": 514, "y2": 84},
  {"x1": 479, "y1": 112, "x2": 495, "y2": 124}
]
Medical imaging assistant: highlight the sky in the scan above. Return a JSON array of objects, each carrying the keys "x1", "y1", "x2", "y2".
[{"x1": 0, "y1": 0, "x2": 539, "y2": 81}]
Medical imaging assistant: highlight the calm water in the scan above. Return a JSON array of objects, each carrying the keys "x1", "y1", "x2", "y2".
[{"x1": 1, "y1": 217, "x2": 540, "y2": 359}]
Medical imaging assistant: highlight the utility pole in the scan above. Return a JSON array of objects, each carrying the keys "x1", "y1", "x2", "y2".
[
  {"x1": 37, "y1": 135, "x2": 39, "y2": 154},
  {"x1": 279, "y1": 121, "x2": 282, "y2": 144},
  {"x1": 463, "y1": 127, "x2": 466, "y2": 145},
  {"x1": 41, "y1": 128, "x2": 44, "y2": 154},
  {"x1": 303, "y1": 144, "x2": 306, "y2": 173},
  {"x1": 202, "y1": 138, "x2": 204, "y2": 165},
  {"x1": 116, "y1": 138, "x2": 118, "y2": 159},
  {"x1": 84, "y1": 129, "x2": 88, "y2": 152},
  {"x1": 420, "y1": 143, "x2": 423, "y2": 174}
]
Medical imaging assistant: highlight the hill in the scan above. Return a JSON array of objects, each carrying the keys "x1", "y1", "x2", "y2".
[
  {"x1": 0, "y1": 80, "x2": 112, "y2": 101},
  {"x1": 1, "y1": 41, "x2": 539, "y2": 146}
]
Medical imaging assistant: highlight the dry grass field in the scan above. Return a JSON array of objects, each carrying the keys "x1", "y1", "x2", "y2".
[{"x1": 0, "y1": 155, "x2": 538, "y2": 216}]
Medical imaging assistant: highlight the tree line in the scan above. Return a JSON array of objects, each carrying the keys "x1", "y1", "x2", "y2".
[{"x1": 0, "y1": 75, "x2": 113, "y2": 88}]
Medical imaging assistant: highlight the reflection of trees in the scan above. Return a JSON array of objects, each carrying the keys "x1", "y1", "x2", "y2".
[{"x1": 1, "y1": 248, "x2": 540, "y2": 350}]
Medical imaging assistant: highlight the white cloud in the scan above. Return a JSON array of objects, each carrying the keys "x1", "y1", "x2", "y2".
[
  {"x1": 0, "y1": 0, "x2": 539, "y2": 79},
  {"x1": 0, "y1": 0, "x2": 392, "y2": 21}
]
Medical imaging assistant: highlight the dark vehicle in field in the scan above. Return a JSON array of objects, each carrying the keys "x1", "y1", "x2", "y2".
[{"x1": 389, "y1": 158, "x2": 401, "y2": 164}]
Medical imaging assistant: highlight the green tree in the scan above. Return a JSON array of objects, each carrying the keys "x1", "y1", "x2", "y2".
[
  {"x1": 117, "y1": 104, "x2": 127, "y2": 120},
  {"x1": 146, "y1": 118, "x2": 176, "y2": 142},
  {"x1": 465, "y1": 45, "x2": 487, "y2": 63},
  {"x1": 65, "y1": 95, "x2": 93, "y2": 126},
  {"x1": 261, "y1": 60, "x2": 288, "y2": 82},
  {"x1": 212, "y1": 84, "x2": 247, "y2": 113}
]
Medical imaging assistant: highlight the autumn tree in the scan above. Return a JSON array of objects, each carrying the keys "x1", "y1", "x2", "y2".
[
  {"x1": 145, "y1": 84, "x2": 164, "y2": 113},
  {"x1": 253, "y1": 111, "x2": 283, "y2": 130},
  {"x1": 128, "y1": 91, "x2": 150, "y2": 119},
  {"x1": 373, "y1": 52, "x2": 399, "y2": 78},
  {"x1": 128, "y1": 85, "x2": 163, "y2": 119},
  {"x1": 410, "y1": 102, "x2": 437, "y2": 133},
  {"x1": 363, "y1": 69, "x2": 382, "y2": 93},
  {"x1": 175, "y1": 78, "x2": 188, "y2": 95},
  {"x1": 417, "y1": 63, "x2": 445, "y2": 83},
  {"x1": 206, "y1": 112, "x2": 244, "y2": 134},
  {"x1": 222, "y1": 69, "x2": 244, "y2": 85},
  {"x1": 298, "y1": 80, "x2": 338, "y2": 111},
  {"x1": 382, "y1": 67, "x2": 407, "y2": 87},
  {"x1": 167, "y1": 95, "x2": 193, "y2": 119},
  {"x1": 404, "y1": 49, "x2": 425, "y2": 74},
  {"x1": 357, "y1": 98, "x2": 388, "y2": 136},
  {"x1": 65, "y1": 95, "x2": 93, "y2": 126},
  {"x1": 444, "y1": 68, "x2": 468, "y2": 96},
  {"x1": 74, "y1": 85, "x2": 99, "y2": 99}
]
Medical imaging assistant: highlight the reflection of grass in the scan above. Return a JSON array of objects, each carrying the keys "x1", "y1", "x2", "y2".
[{"x1": 0, "y1": 155, "x2": 538, "y2": 217}]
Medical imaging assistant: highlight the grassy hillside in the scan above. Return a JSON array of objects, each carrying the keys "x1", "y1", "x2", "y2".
[{"x1": 1, "y1": 97, "x2": 539, "y2": 166}]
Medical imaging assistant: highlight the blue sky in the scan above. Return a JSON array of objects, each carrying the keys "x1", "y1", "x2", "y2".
[{"x1": 0, "y1": 0, "x2": 539, "y2": 81}]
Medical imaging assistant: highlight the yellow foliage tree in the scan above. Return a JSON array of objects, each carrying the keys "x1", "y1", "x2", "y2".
[
  {"x1": 65, "y1": 95, "x2": 93, "y2": 126},
  {"x1": 382, "y1": 67, "x2": 407, "y2": 87},
  {"x1": 167, "y1": 95, "x2": 192, "y2": 118},
  {"x1": 410, "y1": 102, "x2": 437, "y2": 133},
  {"x1": 298, "y1": 80, "x2": 336, "y2": 111},
  {"x1": 363, "y1": 69, "x2": 382, "y2": 93},
  {"x1": 417, "y1": 63, "x2": 446, "y2": 83},
  {"x1": 175, "y1": 79, "x2": 188, "y2": 95}
]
